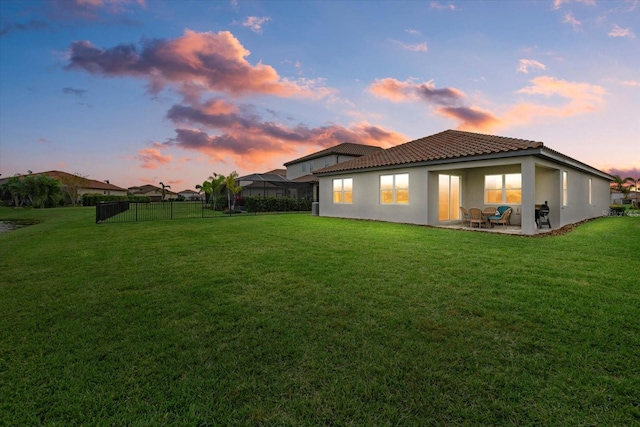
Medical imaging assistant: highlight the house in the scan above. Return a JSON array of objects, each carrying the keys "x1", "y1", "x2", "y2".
[
  {"x1": 1, "y1": 170, "x2": 128, "y2": 202},
  {"x1": 237, "y1": 169, "x2": 292, "y2": 198},
  {"x1": 610, "y1": 185, "x2": 639, "y2": 207},
  {"x1": 43, "y1": 171, "x2": 128, "y2": 197},
  {"x1": 236, "y1": 143, "x2": 383, "y2": 201},
  {"x1": 178, "y1": 189, "x2": 200, "y2": 201},
  {"x1": 282, "y1": 142, "x2": 383, "y2": 200},
  {"x1": 313, "y1": 129, "x2": 613, "y2": 236},
  {"x1": 128, "y1": 184, "x2": 178, "y2": 202}
]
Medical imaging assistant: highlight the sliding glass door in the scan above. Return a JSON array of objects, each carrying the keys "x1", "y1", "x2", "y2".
[{"x1": 438, "y1": 174, "x2": 461, "y2": 221}]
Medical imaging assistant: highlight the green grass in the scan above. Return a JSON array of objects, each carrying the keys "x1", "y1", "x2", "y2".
[{"x1": 1, "y1": 207, "x2": 639, "y2": 426}]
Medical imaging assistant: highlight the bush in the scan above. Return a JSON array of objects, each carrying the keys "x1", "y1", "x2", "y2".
[
  {"x1": 82, "y1": 194, "x2": 150, "y2": 206},
  {"x1": 243, "y1": 196, "x2": 311, "y2": 213},
  {"x1": 609, "y1": 205, "x2": 626, "y2": 214}
]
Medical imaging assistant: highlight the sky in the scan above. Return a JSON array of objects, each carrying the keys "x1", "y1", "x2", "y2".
[{"x1": 1, "y1": 0, "x2": 639, "y2": 191}]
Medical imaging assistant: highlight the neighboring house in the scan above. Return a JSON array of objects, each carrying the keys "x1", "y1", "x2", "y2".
[
  {"x1": 610, "y1": 186, "x2": 639, "y2": 207},
  {"x1": 283, "y1": 142, "x2": 383, "y2": 200},
  {"x1": 128, "y1": 184, "x2": 178, "y2": 202},
  {"x1": 610, "y1": 190, "x2": 625, "y2": 205},
  {"x1": 313, "y1": 129, "x2": 613, "y2": 236},
  {"x1": 238, "y1": 169, "x2": 293, "y2": 198},
  {"x1": 3, "y1": 170, "x2": 128, "y2": 201},
  {"x1": 236, "y1": 143, "x2": 383, "y2": 201},
  {"x1": 178, "y1": 189, "x2": 200, "y2": 201}
]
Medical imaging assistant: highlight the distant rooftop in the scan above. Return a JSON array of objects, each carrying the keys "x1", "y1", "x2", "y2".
[{"x1": 284, "y1": 142, "x2": 383, "y2": 166}]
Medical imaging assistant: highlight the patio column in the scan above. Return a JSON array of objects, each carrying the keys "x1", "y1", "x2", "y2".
[{"x1": 521, "y1": 158, "x2": 536, "y2": 235}]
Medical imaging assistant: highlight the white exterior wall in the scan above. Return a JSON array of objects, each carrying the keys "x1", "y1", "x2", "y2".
[
  {"x1": 318, "y1": 154, "x2": 611, "y2": 233},
  {"x1": 286, "y1": 154, "x2": 359, "y2": 180},
  {"x1": 318, "y1": 167, "x2": 429, "y2": 225},
  {"x1": 559, "y1": 167, "x2": 610, "y2": 227},
  {"x1": 78, "y1": 188, "x2": 128, "y2": 197}
]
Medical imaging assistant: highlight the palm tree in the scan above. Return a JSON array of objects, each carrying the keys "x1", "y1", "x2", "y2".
[
  {"x1": 611, "y1": 174, "x2": 634, "y2": 199},
  {"x1": 195, "y1": 180, "x2": 212, "y2": 205},
  {"x1": 156, "y1": 182, "x2": 171, "y2": 201},
  {"x1": 209, "y1": 173, "x2": 225, "y2": 210},
  {"x1": 195, "y1": 173, "x2": 225, "y2": 210},
  {"x1": 224, "y1": 171, "x2": 242, "y2": 211}
]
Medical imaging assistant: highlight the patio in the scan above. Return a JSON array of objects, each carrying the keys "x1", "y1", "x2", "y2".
[{"x1": 436, "y1": 222, "x2": 556, "y2": 235}]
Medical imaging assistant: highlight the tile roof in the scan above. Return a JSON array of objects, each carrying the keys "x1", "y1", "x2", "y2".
[
  {"x1": 32, "y1": 170, "x2": 127, "y2": 191},
  {"x1": 265, "y1": 168, "x2": 286, "y2": 176},
  {"x1": 283, "y1": 142, "x2": 383, "y2": 166},
  {"x1": 313, "y1": 130, "x2": 544, "y2": 174},
  {"x1": 292, "y1": 174, "x2": 318, "y2": 183}
]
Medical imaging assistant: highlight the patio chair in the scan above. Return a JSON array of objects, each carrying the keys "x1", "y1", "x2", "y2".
[
  {"x1": 489, "y1": 207, "x2": 512, "y2": 229},
  {"x1": 460, "y1": 207, "x2": 471, "y2": 226},
  {"x1": 468, "y1": 207, "x2": 486, "y2": 228}
]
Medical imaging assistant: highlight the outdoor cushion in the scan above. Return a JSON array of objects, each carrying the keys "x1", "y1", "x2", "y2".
[
  {"x1": 497, "y1": 206, "x2": 511, "y2": 215},
  {"x1": 488, "y1": 215, "x2": 501, "y2": 220}
]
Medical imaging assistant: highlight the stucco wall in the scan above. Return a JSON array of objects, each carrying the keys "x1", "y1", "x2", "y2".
[
  {"x1": 317, "y1": 155, "x2": 610, "y2": 232},
  {"x1": 287, "y1": 154, "x2": 358, "y2": 180},
  {"x1": 318, "y1": 167, "x2": 429, "y2": 225}
]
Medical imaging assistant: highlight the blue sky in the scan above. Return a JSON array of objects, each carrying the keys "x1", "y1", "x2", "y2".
[{"x1": 1, "y1": 0, "x2": 638, "y2": 191}]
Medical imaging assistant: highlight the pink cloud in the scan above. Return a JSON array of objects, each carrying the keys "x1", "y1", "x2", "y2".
[
  {"x1": 517, "y1": 59, "x2": 546, "y2": 74},
  {"x1": 242, "y1": 16, "x2": 271, "y2": 33},
  {"x1": 369, "y1": 78, "x2": 465, "y2": 104},
  {"x1": 606, "y1": 167, "x2": 640, "y2": 180},
  {"x1": 136, "y1": 147, "x2": 172, "y2": 169},
  {"x1": 163, "y1": 99, "x2": 407, "y2": 169},
  {"x1": 609, "y1": 24, "x2": 635, "y2": 38},
  {"x1": 434, "y1": 106, "x2": 502, "y2": 132},
  {"x1": 430, "y1": 2, "x2": 456, "y2": 11},
  {"x1": 501, "y1": 76, "x2": 606, "y2": 126},
  {"x1": 554, "y1": 0, "x2": 595, "y2": 9},
  {"x1": 66, "y1": 29, "x2": 330, "y2": 99},
  {"x1": 393, "y1": 40, "x2": 428, "y2": 52},
  {"x1": 50, "y1": 0, "x2": 145, "y2": 21},
  {"x1": 369, "y1": 75, "x2": 606, "y2": 132},
  {"x1": 562, "y1": 12, "x2": 582, "y2": 31},
  {"x1": 369, "y1": 78, "x2": 417, "y2": 102},
  {"x1": 516, "y1": 76, "x2": 605, "y2": 108}
]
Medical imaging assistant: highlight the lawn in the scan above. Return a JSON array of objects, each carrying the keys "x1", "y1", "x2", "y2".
[{"x1": 1, "y1": 207, "x2": 639, "y2": 426}]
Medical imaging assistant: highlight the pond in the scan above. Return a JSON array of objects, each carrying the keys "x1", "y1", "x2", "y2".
[{"x1": 0, "y1": 220, "x2": 35, "y2": 234}]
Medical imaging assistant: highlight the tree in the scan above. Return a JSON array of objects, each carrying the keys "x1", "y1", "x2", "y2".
[
  {"x1": 59, "y1": 172, "x2": 89, "y2": 206},
  {"x1": 2, "y1": 175, "x2": 26, "y2": 207},
  {"x1": 195, "y1": 173, "x2": 225, "y2": 210},
  {"x1": 22, "y1": 173, "x2": 62, "y2": 208},
  {"x1": 208, "y1": 173, "x2": 225, "y2": 211},
  {"x1": 611, "y1": 174, "x2": 634, "y2": 198},
  {"x1": 156, "y1": 182, "x2": 172, "y2": 201},
  {"x1": 195, "y1": 180, "x2": 212, "y2": 204},
  {"x1": 224, "y1": 171, "x2": 243, "y2": 211}
]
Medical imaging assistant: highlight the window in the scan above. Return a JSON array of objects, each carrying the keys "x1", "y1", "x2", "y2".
[
  {"x1": 333, "y1": 178, "x2": 353, "y2": 204},
  {"x1": 380, "y1": 173, "x2": 409, "y2": 204},
  {"x1": 325, "y1": 158, "x2": 330, "y2": 167},
  {"x1": 589, "y1": 178, "x2": 592, "y2": 204},
  {"x1": 301, "y1": 163, "x2": 307, "y2": 173},
  {"x1": 562, "y1": 171, "x2": 568, "y2": 206},
  {"x1": 309, "y1": 162, "x2": 314, "y2": 172},
  {"x1": 485, "y1": 174, "x2": 521, "y2": 204}
]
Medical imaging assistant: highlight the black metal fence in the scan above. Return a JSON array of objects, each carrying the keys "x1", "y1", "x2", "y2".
[{"x1": 96, "y1": 200, "x2": 312, "y2": 224}]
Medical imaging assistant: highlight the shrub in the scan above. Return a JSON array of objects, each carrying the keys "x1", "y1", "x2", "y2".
[{"x1": 243, "y1": 196, "x2": 311, "y2": 213}]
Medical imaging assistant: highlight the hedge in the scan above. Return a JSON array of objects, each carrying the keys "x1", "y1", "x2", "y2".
[{"x1": 244, "y1": 196, "x2": 311, "y2": 213}]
